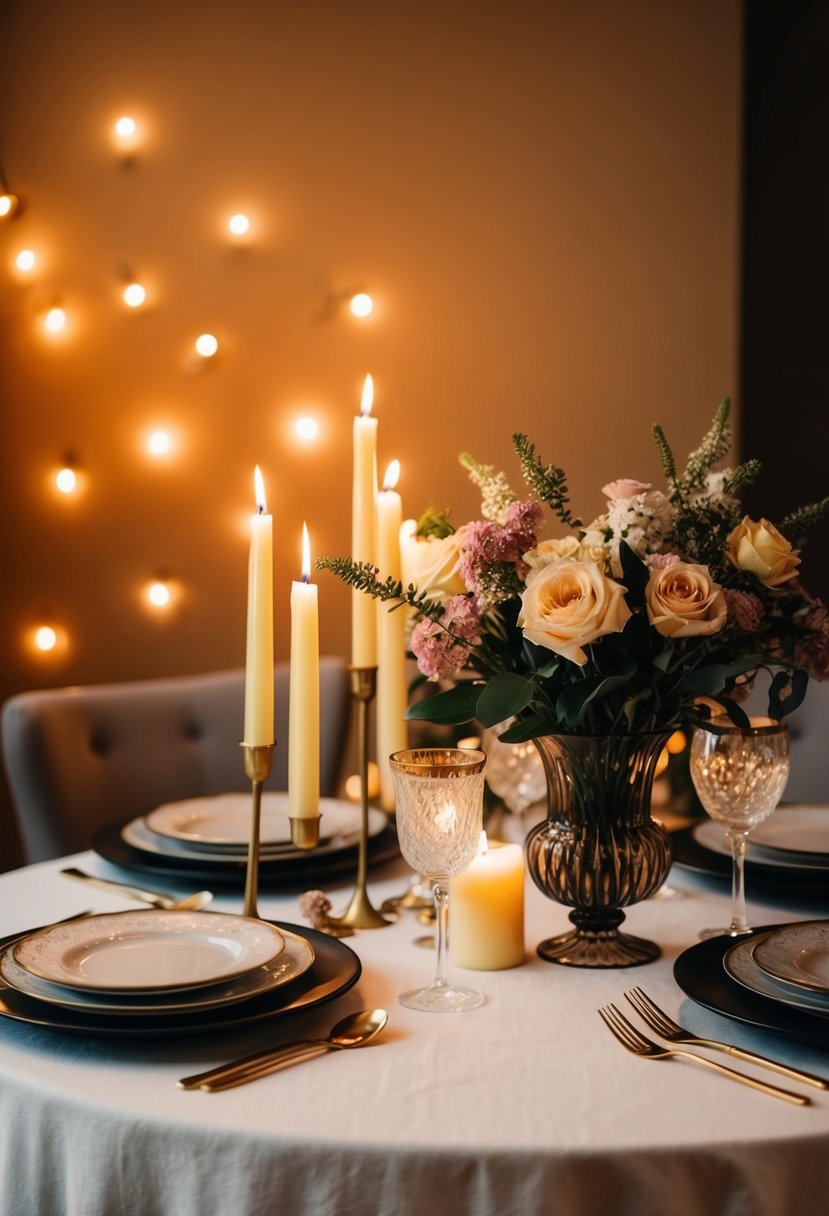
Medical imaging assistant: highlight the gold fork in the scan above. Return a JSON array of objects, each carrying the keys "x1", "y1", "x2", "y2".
[
  {"x1": 598, "y1": 1003, "x2": 810, "y2": 1106},
  {"x1": 625, "y1": 986, "x2": 828, "y2": 1091}
]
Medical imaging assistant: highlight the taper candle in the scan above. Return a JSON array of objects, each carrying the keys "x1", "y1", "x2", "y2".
[
  {"x1": 289, "y1": 523, "x2": 320, "y2": 819},
  {"x1": 376, "y1": 460, "x2": 408, "y2": 810},
  {"x1": 351, "y1": 374, "x2": 378, "y2": 667},
  {"x1": 243, "y1": 466, "x2": 274, "y2": 746},
  {"x1": 449, "y1": 833, "x2": 525, "y2": 969}
]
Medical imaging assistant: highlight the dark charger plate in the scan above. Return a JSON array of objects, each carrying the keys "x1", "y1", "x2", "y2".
[
  {"x1": 93, "y1": 818, "x2": 400, "y2": 890},
  {"x1": 673, "y1": 925, "x2": 829, "y2": 1050},
  {"x1": 0, "y1": 921, "x2": 361, "y2": 1037},
  {"x1": 671, "y1": 825, "x2": 829, "y2": 901}
]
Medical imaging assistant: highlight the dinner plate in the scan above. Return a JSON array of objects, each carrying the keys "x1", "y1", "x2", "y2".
[
  {"x1": 0, "y1": 926, "x2": 313, "y2": 1015},
  {"x1": 673, "y1": 926, "x2": 829, "y2": 1049},
  {"x1": 723, "y1": 933, "x2": 829, "y2": 1015},
  {"x1": 94, "y1": 818, "x2": 400, "y2": 889},
  {"x1": 692, "y1": 821, "x2": 829, "y2": 872},
  {"x1": 12, "y1": 910, "x2": 285, "y2": 994},
  {"x1": 145, "y1": 793, "x2": 364, "y2": 851},
  {"x1": 749, "y1": 806, "x2": 829, "y2": 861},
  {"x1": 0, "y1": 921, "x2": 360, "y2": 1037},
  {"x1": 751, "y1": 920, "x2": 829, "y2": 994},
  {"x1": 670, "y1": 826, "x2": 829, "y2": 898}
]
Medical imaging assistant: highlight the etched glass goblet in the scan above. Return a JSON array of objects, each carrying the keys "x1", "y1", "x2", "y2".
[
  {"x1": 389, "y1": 748, "x2": 487, "y2": 1012},
  {"x1": 689, "y1": 717, "x2": 790, "y2": 938}
]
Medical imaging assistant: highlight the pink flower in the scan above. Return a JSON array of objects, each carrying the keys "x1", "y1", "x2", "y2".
[
  {"x1": 795, "y1": 600, "x2": 829, "y2": 680},
  {"x1": 458, "y1": 501, "x2": 542, "y2": 592},
  {"x1": 411, "y1": 595, "x2": 482, "y2": 680},
  {"x1": 602, "y1": 479, "x2": 652, "y2": 500},
  {"x1": 723, "y1": 588, "x2": 765, "y2": 634},
  {"x1": 645, "y1": 552, "x2": 681, "y2": 571}
]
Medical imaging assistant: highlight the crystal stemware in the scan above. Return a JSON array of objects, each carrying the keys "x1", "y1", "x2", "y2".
[
  {"x1": 689, "y1": 716, "x2": 790, "y2": 938},
  {"x1": 389, "y1": 748, "x2": 487, "y2": 1011}
]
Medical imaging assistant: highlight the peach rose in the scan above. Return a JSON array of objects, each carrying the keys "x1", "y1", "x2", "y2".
[
  {"x1": 519, "y1": 558, "x2": 632, "y2": 665},
  {"x1": 726, "y1": 516, "x2": 800, "y2": 587},
  {"x1": 645, "y1": 562, "x2": 727, "y2": 638},
  {"x1": 401, "y1": 525, "x2": 469, "y2": 600}
]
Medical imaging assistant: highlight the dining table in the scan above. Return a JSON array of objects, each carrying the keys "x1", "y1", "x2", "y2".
[{"x1": 0, "y1": 820, "x2": 827, "y2": 1216}]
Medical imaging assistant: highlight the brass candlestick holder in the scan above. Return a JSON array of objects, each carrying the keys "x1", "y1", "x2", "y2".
[
  {"x1": 240, "y1": 741, "x2": 275, "y2": 919},
  {"x1": 330, "y1": 665, "x2": 394, "y2": 930}
]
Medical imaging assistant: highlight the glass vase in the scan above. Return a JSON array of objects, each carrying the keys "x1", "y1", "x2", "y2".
[{"x1": 525, "y1": 732, "x2": 673, "y2": 968}]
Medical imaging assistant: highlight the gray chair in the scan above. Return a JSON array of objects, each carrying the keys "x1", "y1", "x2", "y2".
[
  {"x1": 1, "y1": 658, "x2": 351, "y2": 863},
  {"x1": 743, "y1": 674, "x2": 829, "y2": 802}
]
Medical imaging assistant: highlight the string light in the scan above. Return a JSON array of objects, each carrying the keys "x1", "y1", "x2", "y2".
[
  {"x1": 146, "y1": 580, "x2": 171, "y2": 608},
  {"x1": 194, "y1": 333, "x2": 218, "y2": 358},
  {"x1": 55, "y1": 467, "x2": 78, "y2": 494},
  {"x1": 294, "y1": 416, "x2": 319, "y2": 441},
  {"x1": 227, "y1": 213, "x2": 250, "y2": 236},
  {"x1": 123, "y1": 282, "x2": 146, "y2": 308},
  {"x1": 15, "y1": 249, "x2": 36, "y2": 272},
  {"x1": 114, "y1": 116, "x2": 137, "y2": 140},
  {"x1": 0, "y1": 192, "x2": 19, "y2": 221},
  {"x1": 33, "y1": 626, "x2": 58, "y2": 653},
  {"x1": 146, "y1": 429, "x2": 172, "y2": 457},
  {"x1": 44, "y1": 307, "x2": 67, "y2": 334},
  {"x1": 349, "y1": 292, "x2": 374, "y2": 318}
]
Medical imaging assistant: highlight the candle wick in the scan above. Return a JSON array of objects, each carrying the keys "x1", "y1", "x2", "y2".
[
  {"x1": 258, "y1": 505, "x2": 265, "y2": 515},
  {"x1": 301, "y1": 573, "x2": 309, "y2": 584}
]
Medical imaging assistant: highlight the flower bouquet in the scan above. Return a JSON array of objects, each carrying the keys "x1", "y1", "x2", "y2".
[{"x1": 320, "y1": 399, "x2": 829, "y2": 966}]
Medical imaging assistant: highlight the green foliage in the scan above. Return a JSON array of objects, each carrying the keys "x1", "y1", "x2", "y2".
[
  {"x1": 415, "y1": 507, "x2": 454, "y2": 539},
  {"x1": 511, "y1": 432, "x2": 581, "y2": 527},
  {"x1": 779, "y1": 497, "x2": 829, "y2": 542}
]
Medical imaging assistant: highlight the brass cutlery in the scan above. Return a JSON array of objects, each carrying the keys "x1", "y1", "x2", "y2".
[
  {"x1": 60, "y1": 867, "x2": 213, "y2": 911},
  {"x1": 178, "y1": 1008, "x2": 388, "y2": 1091},
  {"x1": 624, "y1": 986, "x2": 828, "y2": 1090},
  {"x1": 598, "y1": 1003, "x2": 810, "y2": 1106}
]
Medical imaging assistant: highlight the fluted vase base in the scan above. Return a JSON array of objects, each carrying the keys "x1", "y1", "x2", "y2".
[{"x1": 536, "y1": 910, "x2": 660, "y2": 968}]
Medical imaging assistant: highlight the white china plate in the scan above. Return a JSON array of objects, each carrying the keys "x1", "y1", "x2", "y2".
[
  {"x1": 0, "y1": 926, "x2": 313, "y2": 1015},
  {"x1": 751, "y1": 920, "x2": 829, "y2": 995},
  {"x1": 723, "y1": 934, "x2": 829, "y2": 1016},
  {"x1": 145, "y1": 793, "x2": 362, "y2": 849},
  {"x1": 123, "y1": 805, "x2": 386, "y2": 864},
  {"x1": 748, "y1": 805, "x2": 829, "y2": 860},
  {"x1": 12, "y1": 910, "x2": 285, "y2": 994},
  {"x1": 693, "y1": 818, "x2": 829, "y2": 872}
]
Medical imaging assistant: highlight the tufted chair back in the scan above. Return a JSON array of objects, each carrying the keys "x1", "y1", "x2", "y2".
[{"x1": 1, "y1": 659, "x2": 350, "y2": 863}]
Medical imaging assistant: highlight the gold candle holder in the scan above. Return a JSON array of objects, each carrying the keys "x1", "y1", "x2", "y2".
[
  {"x1": 240, "y1": 742, "x2": 275, "y2": 919},
  {"x1": 330, "y1": 666, "x2": 394, "y2": 930}
]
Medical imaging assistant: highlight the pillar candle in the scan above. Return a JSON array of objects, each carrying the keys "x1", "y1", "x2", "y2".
[
  {"x1": 289, "y1": 523, "x2": 319, "y2": 819},
  {"x1": 351, "y1": 374, "x2": 378, "y2": 667},
  {"x1": 449, "y1": 834, "x2": 525, "y2": 969},
  {"x1": 243, "y1": 466, "x2": 274, "y2": 746},
  {"x1": 376, "y1": 460, "x2": 408, "y2": 810}
]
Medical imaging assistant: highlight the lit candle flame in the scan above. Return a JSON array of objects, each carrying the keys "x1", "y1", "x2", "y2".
[
  {"x1": 254, "y1": 465, "x2": 267, "y2": 514},
  {"x1": 479, "y1": 830, "x2": 488, "y2": 856},
  {"x1": 360, "y1": 374, "x2": 374, "y2": 417},
  {"x1": 383, "y1": 460, "x2": 400, "y2": 492},
  {"x1": 301, "y1": 522, "x2": 311, "y2": 582}
]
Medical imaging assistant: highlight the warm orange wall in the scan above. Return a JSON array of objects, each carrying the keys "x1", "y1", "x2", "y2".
[{"x1": 0, "y1": 0, "x2": 741, "y2": 860}]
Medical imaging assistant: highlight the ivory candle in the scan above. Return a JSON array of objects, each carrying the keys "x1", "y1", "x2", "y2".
[
  {"x1": 289, "y1": 523, "x2": 319, "y2": 819},
  {"x1": 351, "y1": 374, "x2": 378, "y2": 667},
  {"x1": 376, "y1": 460, "x2": 408, "y2": 810},
  {"x1": 243, "y1": 466, "x2": 274, "y2": 746},
  {"x1": 449, "y1": 833, "x2": 525, "y2": 970}
]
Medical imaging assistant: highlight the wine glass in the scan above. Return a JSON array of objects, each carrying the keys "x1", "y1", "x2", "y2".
[
  {"x1": 389, "y1": 748, "x2": 487, "y2": 1012},
  {"x1": 689, "y1": 716, "x2": 790, "y2": 938}
]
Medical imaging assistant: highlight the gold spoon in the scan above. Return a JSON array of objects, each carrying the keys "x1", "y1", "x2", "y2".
[
  {"x1": 178, "y1": 1008, "x2": 389, "y2": 1091},
  {"x1": 60, "y1": 868, "x2": 213, "y2": 911}
]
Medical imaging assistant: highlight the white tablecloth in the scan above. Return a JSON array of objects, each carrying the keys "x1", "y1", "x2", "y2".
[{"x1": 0, "y1": 839, "x2": 827, "y2": 1216}]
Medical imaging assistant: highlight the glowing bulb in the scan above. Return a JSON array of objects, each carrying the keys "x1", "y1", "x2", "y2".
[
  {"x1": 15, "y1": 249, "x2": 36, "y2": 272},
  {"x1": 34, "y1": 626, "x2": 58, "y2": 652},
  {"x1": 345, "y1": 763, "x2": 380, "y2": 802},
  {"x1": 349, "y1": 292, "x2": 374, "y2": 318},
  {"x1": 228, "y1": 213, "x2": 250, "y2": 236},
  {"x1": 0, "y1": 193, "x2": 19, "y2": 220},
  {"x1": 195, "y1": 333, "x2": 218, "y2": 358},
  {"x1": 123, "y1": 282, "x2": 146, "y2": 308},
  {"x1": 294, "y1": 416, "x2": 319, "y2": 441},
  {"x1": 360, "y1": 374, "x2": 374, "y2": 416},
  {"x1": 383, "y1": 460, "x2": 400, "y2": 492},
  {"x1": 44, "y1": 307, "x2": 66, "y2": 333},
  {"x1": 55, "y1": 467, "x2": 77, "y2": 494},
  {"x1": 147, "y1": 429, "x2": 172, "y2": 457},
  {"x1": 114, "y1": 116, "x2": 137, "y2": 140},
  {"x1": 147, "y1": 581, "x2": 171, "y2": 608}
]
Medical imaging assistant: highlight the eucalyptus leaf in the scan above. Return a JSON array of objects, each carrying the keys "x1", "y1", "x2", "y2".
[{"x1": 476, "y1": 671, "x2": 536, "y2": 728}]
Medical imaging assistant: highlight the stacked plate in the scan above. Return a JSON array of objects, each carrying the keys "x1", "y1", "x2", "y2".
[
  {"x1": 724, "y1": 922, "x2": 829, "y2": 1016},
  {"x1": 0, "y1": 909, "x2": 361, "y2": 1037},
  {"x1": 672, "y1": 804, "x2": 829, "y2": 897},
  {"x1": 92, "y1": 792, "x2": 398, "y2": 889}
]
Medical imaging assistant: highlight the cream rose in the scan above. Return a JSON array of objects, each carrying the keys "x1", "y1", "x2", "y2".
[
  {"x1": 519, "y1": 558, "x2": 632, "y2": 665},
  {"x1": 726, "y1": 516, "x2": 800, "y2": 587},
  {"x1": 401, "y1": 525, "x2": 469, "y2": 600},
  {"x1": 645, "y1": 562, "x2": 727, "y2": 638},
  {"x1": 523, "y1": 536, "x2": 580, "y2": 572}
]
